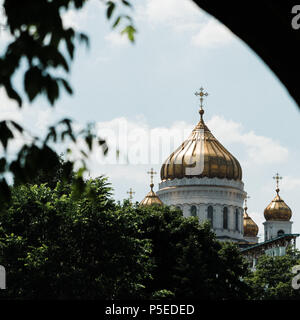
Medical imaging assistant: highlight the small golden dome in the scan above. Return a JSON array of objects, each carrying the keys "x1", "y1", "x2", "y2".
[
  {"x1": 264, "y1": 188, "x2": 292, "y2": 221},
  {"x1": 140, "y1": 184, "x2": 163, "y2": 207},
  {"x1": 243, "y1": 207, "x2": 258, "y2": 237},
  {"x1": 160, "y1": 114, "x2": 242, "y2": 181}
]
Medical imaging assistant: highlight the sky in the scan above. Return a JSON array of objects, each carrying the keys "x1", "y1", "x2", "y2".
[{"x1": 1, "y1": 0, "x2": 300, "y2": 242}]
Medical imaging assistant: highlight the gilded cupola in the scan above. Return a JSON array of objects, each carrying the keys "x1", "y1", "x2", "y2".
[
  {"x1": 140, "y1": 168, "x2": 163, "y2": 207},
  {"x1": 264, "y1": 173, "x2": 292, "y2": 221},
  {"x1": 243, "y1": 196, "x2": 259, "y2": 237},
  {"x1": 160, "y1": 88, "x2": 242, "y2": 182}
]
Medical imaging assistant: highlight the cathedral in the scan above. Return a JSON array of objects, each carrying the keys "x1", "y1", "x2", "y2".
[{"x1": 137, "y1": 88, "x2": 299, "y2": 266}]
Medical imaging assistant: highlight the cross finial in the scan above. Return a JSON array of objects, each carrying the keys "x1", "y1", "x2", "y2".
[
  {"x1": 244, "y1": 194, "x2": 250, "y2": 210},
  {"x1": 147, "y1": 168, "x2": 157, "y2": 189},
  {"x1": 273, "y1": 173, "x2": 282, "y2": 194},
  {"x1": 127, "y1": 188, "x2": 135, "y2": 201},
  {"x1": 195, "y1": 87, "x2": 208, "y2": 121}
]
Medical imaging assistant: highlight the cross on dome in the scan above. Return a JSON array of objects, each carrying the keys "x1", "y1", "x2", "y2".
[
  {"x1": 127, "y1": 188, "x2": 135, "y2": 201},
  {"x1": 147, "y1": 168, "x2": 157, "y2": 189},
  {"x1": 194, "y1": 87, "x2": 208, "y2": 121},
  {"x1": 244, "y1": 194, "x2": 250, "y2": 210},
  {"x1": 273, "y1": 173, "x2": 282, "y2": 194}
]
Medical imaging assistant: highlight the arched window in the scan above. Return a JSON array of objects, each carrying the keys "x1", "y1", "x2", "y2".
[
  {"x1": 190, "y1": 205, "x2": 197, "y2": 217},
  {"x1": 223, "y1": 207, "x2": 228, "y2": 229},
  {"x1": 277, "y1": 230, "x2": 284, "y2": 237},
  {"x1": 235, "y1": 209, "x2": 239, "y2": 231},
  {"x1": 207, "y1": 205, "x2": 213, "y2": 227}
]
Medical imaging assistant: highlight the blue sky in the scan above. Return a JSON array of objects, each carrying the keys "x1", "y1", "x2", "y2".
[{"x1": 1, "y1": 0, "x2": 300, "y2": 242}]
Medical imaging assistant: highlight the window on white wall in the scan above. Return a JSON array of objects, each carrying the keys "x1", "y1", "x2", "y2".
[
  {"x1": 190, "y1": 205, "x2": 197, "y2": 217},
  {"x1": 277, "y1": 230, "x2": 284, "y2": 237},
  {"x1": 207, "y1": 205, "x2": 213, "y2": 228},
  {"x1": 223, "y1": 207, "x2": 228, "y2": 229},
  {"x1": 235, "y1": 209, "x2": 239, "y2": 231}
]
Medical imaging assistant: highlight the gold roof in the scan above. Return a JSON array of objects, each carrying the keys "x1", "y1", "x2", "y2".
[
  {"x1": 140, "y1": 168, "x2": 163, "y2": 207},
  {"x1": 243, "y1": 207, "x2": 258, "y2": 237},
  {"x1": 264, "y1": 188, "x2": 292, "y2": 221},
  {"x1": 160, "y1": 91, "x2": 242, "y2": 181},
  {"x1": 140, "y1": 184, "x2": 163, "y2": 207}
]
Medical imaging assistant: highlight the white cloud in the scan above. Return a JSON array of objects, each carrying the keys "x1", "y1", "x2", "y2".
[
  {"x1": 83, "y1": 115, "x2": 289, "y2": 178},
  {"x1": 0, "y1": 88, "x2": 69, "y2": 155},
  {"x1": 92, "y1": 116, "x2": 193, "y2": 166},
  {"x1": 208, "y1": 116, "x2": 289, "y2": 165},
  {"x1": 136, "y1": 0, "x2": 235, "y2": 48},
  {"x1": 139, "y1": 0, "x2": 201, "y2": 28},
  {"x1": 82, "y1": 115, "x2": 291, "y2": 202},
  {"x1": 105, "y1": 32, "x2": 130, "y2": 46},
  {"x1": 281, "y1": 176, "x2": 300, "y2": 191},
  {"x1": 0, "y1": 88, "x2": 289, "y2": 173},
  {"x1": 62, "y1": 0, "x2": 101, "y2": 29},
  {"x1": 191, "y1": 19, "x2": 235, "y2": 48}
]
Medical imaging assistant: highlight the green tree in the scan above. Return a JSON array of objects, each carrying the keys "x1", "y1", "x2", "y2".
[
  {"x1": 13, "y1": 154, "x2": 74, "y2": 189},
  {"x1": 120, "y1": 202, "x2": 251, "y2": 300},
  {"x1": 245, "y1": 248, "x2": 300, "y2": 300},
  {"x1": 0, "y1": 178, "x2": 152, "y2": 299},
  {"x1": 0, "y1": 176, "x2": 252, "y2": 300},
  {"x1": 0, "y1": 0, "x2": 135, "y2": 201}
]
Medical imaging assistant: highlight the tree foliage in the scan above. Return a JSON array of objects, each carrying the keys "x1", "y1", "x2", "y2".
[
  {"x1": 1, "y1": 0, "x2": 135, "y2": 106},
  {"x1": 0, "y1": 178, "x2": 153, "y2": 299},
  {"x1": 0, "y1": 0, "x2": 135, "y2": 202},
  {"x1": 0, "y1": 176, "x2": 251, "y2": 299},
  {"x1": 245, "y1": 248, "x2": 300, "y2": 300},
  {"x1": 123, "y1": 204, "x2": 251, "y2": 299}
]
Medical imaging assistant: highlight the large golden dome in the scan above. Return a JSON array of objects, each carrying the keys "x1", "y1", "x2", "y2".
[
  {"x1": 160, "y1": 89, "x2": 242, "y2": 181},
  {"x1": 243, "y1": 207, "x2": 259, "y2": 237},
  {"x1": 264, "y1": 188, "x2": 292, "y2": 221}
]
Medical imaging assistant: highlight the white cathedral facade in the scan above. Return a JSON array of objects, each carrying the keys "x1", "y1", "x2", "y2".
[{"x1": 139, "y1": 88, "x2": 298, "y2": 259}]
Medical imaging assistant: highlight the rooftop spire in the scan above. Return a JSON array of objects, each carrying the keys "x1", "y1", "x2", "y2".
[
  {"x1": 127, "y1": 188, "x2": 135, "y2": 202},
  {"x1": 244, "y1": 194, "x2": 250, "y2": 213},
  {"x1": 243, "y1": 194, "x2": 259, "y2": 238},
  {"x1": 147, "y1": 168, "x2": 157, "y2": 190},
  {"x1": 273, "y1": 172, "x2": 282, "y2": 194},
  {"x1": 194, "y1": 87, "x2": 208, "y2": 122},
  {"x1": 140, "y1": 168, "x2": 163, "y2": 207}
]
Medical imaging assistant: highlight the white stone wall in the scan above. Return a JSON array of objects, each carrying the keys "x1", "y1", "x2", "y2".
[
  {"x1": 263, "y1": 220, "x2": 293, "y2": 241},
  {"x1": 157, "y1": 178, "x2": 246, "y2": 241}
]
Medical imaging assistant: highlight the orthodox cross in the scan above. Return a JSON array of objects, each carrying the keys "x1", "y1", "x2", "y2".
[
  {"x1": 195, "y1": 87, "x2": 208, "y2": 110},
  {"x1": 273, "y1": 173, "x2": 282, "y2": 192},
  {"x1": 244, "y1": 194, "x2": 250, "y2": 209},
  {"x1": 127, "y1": 188, "x2": 135, "y2": 201},
  {"x1": 195, "y1": 87, "x2": 208, "y2": 121},
  {"x1": 147, "y1": 168, "x2": 157, "y2": 188}
]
